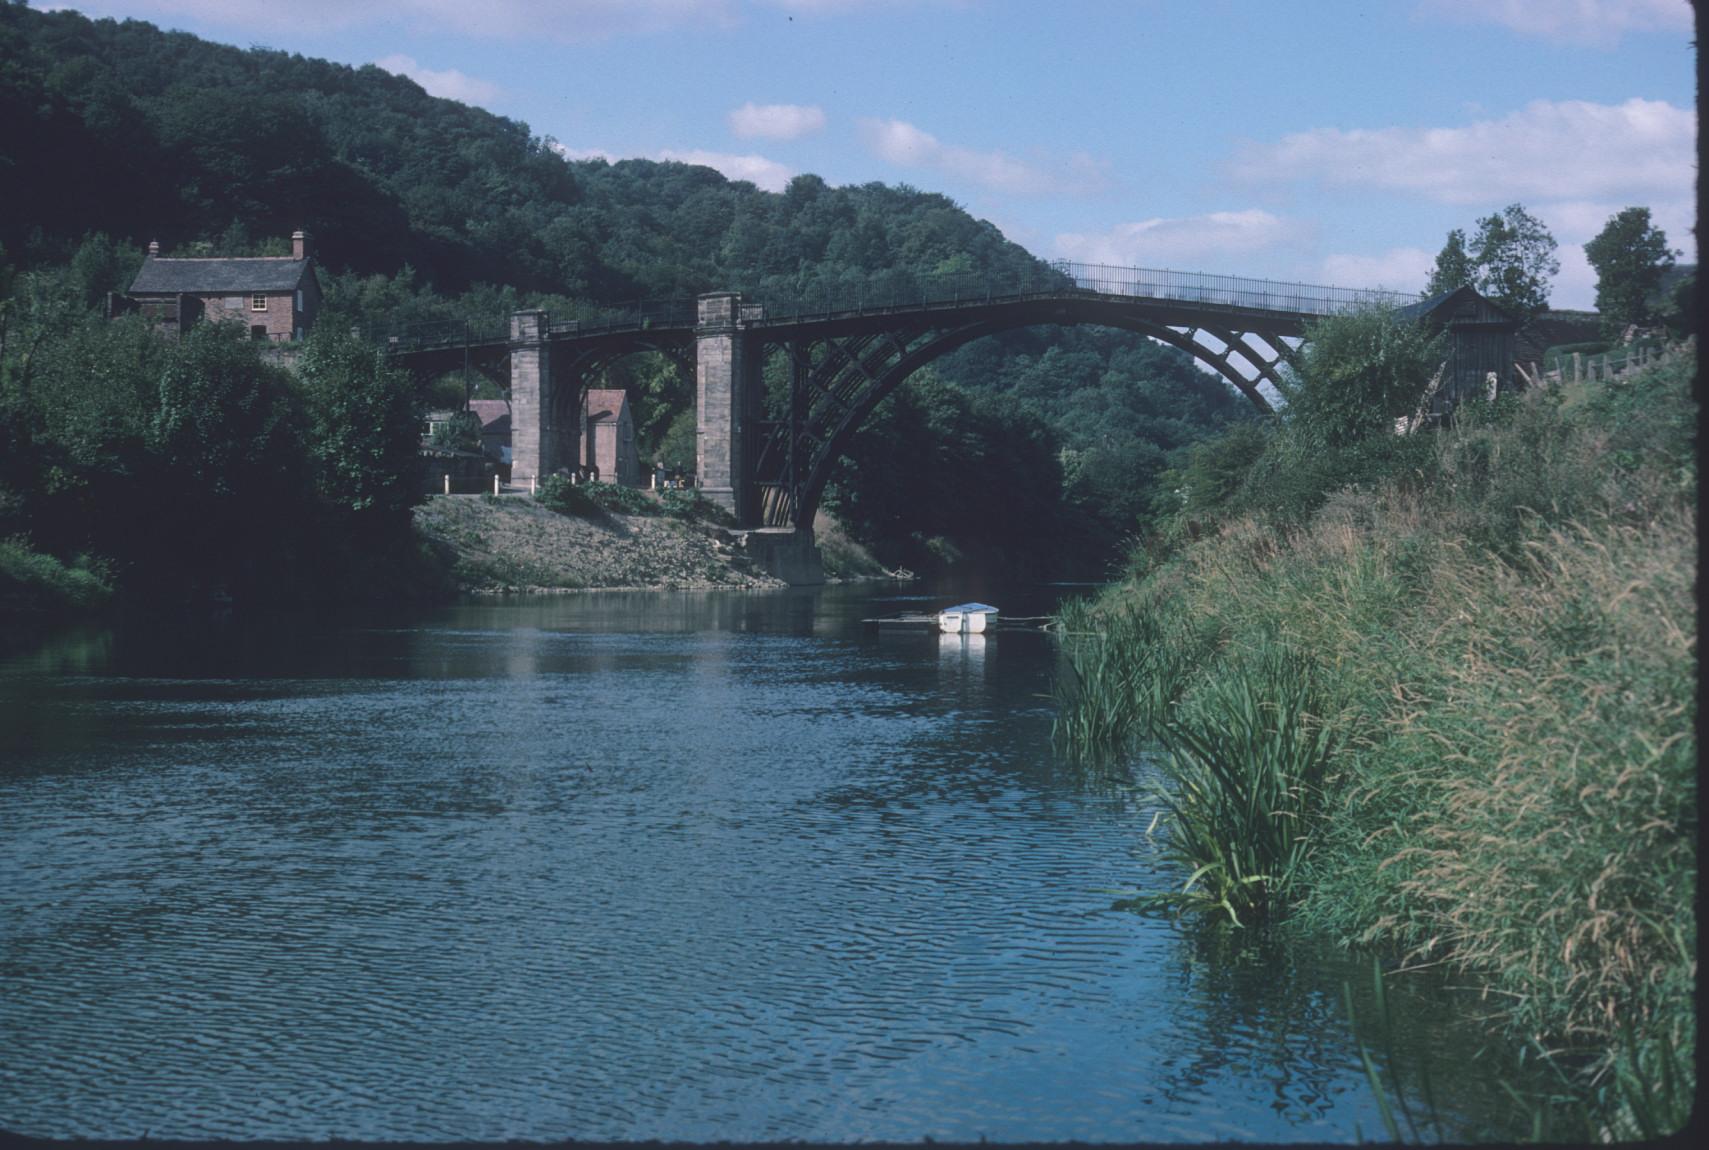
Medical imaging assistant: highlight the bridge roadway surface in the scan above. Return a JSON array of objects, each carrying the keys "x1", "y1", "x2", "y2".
[{"x1": 388, "y1": 263, "x2": 1411, "y2": 529}]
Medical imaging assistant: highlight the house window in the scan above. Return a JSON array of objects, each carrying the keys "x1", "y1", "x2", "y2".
[
  {"x1": 295, "y1": 289, "x2": 304, "y2": 312},
  {"x1": 251, "y1": 295, "x2": 267, "y2": 311}
]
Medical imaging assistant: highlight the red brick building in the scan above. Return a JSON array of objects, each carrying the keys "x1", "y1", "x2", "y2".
[
  {"x1": 579, "y1": 389, "x2": 640, "y2": 486},
  {"x1": 124, "y1": 230, "x2": 322, "y2": 341}
]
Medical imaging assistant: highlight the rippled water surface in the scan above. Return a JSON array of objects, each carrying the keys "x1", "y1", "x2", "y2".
[{"x1": 2, "y1": 584, "x2": 1532, "y2": 1141}]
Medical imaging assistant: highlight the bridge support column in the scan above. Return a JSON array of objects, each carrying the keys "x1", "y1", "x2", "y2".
[
  {"x1": 695, "y1": 293, "x2": 757, "y2": 523},
  {"x1": 509, "y1": 309, "x2": 555, "y2": 485}
]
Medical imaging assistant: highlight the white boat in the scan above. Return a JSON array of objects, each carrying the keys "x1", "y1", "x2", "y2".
[{"x1": 937, "y1": 602, "x2": 999, "y2": 633}]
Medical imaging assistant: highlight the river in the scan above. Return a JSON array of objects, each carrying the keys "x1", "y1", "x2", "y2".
[{"x1": 1, "y1": 582, "x2": 1537, "y2": 1142}]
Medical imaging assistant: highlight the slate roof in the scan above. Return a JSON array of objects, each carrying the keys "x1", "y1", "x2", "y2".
[
  {"x1": 130, "y1": 256, "x2": 314, "y2": 295},
  {"x1": 1394, "y1": 284, "x2": 1515, "y2": 327}
]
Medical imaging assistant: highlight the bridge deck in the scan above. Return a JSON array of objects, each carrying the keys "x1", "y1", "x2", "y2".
[{"x1": 383, "y1": 262, "x2": 1411, "y2": 356}]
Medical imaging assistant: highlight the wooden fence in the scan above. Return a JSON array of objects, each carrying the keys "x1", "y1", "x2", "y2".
[{"x1": 1513, "y1": 334, "x2": 1695, "y2": 390}]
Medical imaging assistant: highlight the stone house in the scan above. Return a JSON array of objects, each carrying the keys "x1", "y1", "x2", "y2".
[
  {"x1": 579, "y1": 388, "x2": 640, "y2": 485},
  {"x1": 122, "y1": 230, "x2": 322, "y2": 341}
]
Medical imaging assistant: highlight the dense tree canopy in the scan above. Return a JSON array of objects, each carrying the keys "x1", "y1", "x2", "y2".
[
  {"x1": 1583, "y1": 207, "x2": 1677, "y2": 339},
  {"x1": 1424, "y1": 229, "x2": 1474, "y2": 297},
  {"x1": 1469, "y1": 204, "x2": 1559, "y2": 321}
]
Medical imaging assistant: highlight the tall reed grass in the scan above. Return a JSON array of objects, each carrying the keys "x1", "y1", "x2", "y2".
[
  {"x1": 1057, "y1": 353, "x2": 1696, "y2": 1131},
  {"x1": 1142, "y1": 645, "x2": 1337, "y2": 923}
]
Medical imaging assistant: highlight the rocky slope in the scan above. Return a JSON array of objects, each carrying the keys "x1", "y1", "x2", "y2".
[{"x1": 413, "y1": 495, "x2": 889, "y2": 592}]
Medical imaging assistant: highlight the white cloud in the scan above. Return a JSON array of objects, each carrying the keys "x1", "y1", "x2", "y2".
[
  {"x1": 655, "y1": 149, "x2": 795, "y2": 192},
  {"x1": 728, "y1": 102, "x2": 826, "y2": 141},
  {"x1": 1415, "y1": 0, "x2": 1692, "y2": 47},
  {"x1": 1053, "y1": 210, "x2": 1309, "y2": 268},
  {"x1": 553, "y1": 146, "x2": 620, "y2": 163},
  {"x1": 1231, "y1": 98, "x2": 1696, "y2": 206},
  {"x1": 55, "y1": 0, "x2": 738, "y2": 42},
  {"x1": 858, "y1": 118, "x2": 1106, "y2": 197},
  {"x1": 1320, "y1": 247, "x2": 1436, "y2": 293},
  {"x1": 374, "y1": 55, "x2": 500, "y2": 108},
  {"x1": 549, "y1": 142, "x2": 794, "y2": 192}
]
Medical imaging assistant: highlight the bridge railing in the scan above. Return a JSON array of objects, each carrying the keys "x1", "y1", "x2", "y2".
[
  {"x1": 383, "y1": 261, "x2": 1418, "y2": 351},
  {"x1": 1049, "y1": 262, "x2": 1414, "y2": 315},
  {"x1": 379, "y1": 318, "x2": 509, "y2": 353},
  {"x1": 738, "y1": 261, "x2": 1412, "y2": 324},
  {"x1": 738, "y1": 263, "x2": 1079, "y2": 322}
]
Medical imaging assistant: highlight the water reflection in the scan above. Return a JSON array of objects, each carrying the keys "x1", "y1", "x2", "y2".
[{"x1": 0, "y1": 584, "x2": 1533, "y2": 1142}]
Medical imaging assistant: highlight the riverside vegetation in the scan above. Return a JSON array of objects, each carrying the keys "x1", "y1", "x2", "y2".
[{"x1": 1054, "y1": 306, "x2": 1695, "y2": 1137}]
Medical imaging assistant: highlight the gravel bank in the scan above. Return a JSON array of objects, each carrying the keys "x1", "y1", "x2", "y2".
[{"x1": 414, "y1": 495, "x2": 789, "y2": 592}]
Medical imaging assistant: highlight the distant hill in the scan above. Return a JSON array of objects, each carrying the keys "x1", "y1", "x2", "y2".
[{"x1": 0, "y1": 2, "x2": 1039, "y2": 299}]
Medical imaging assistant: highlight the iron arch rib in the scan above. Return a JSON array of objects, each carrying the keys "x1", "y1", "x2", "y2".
[{"x1": 752, "y1": 298, "x2": 1294, "y2": 529}]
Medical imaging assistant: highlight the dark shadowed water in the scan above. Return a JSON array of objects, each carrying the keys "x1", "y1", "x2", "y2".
[{"x1": 1, "y1": 583, "x2": 1536, "y2": 1142}]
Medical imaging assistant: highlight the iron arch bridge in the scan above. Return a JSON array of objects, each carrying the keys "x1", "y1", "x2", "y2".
[{"x1": 387, "y1": 262, "x2": 1409, "y2": 529}]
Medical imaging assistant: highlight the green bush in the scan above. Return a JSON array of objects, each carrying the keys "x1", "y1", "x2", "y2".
[
  {"x1": 535, "y1": 474, "x2": 595, "y2": 515},
  {"x1": 658, "y1": 487, "x2": 737, "y2": 526},
  {"x1": 536, "y1": 477, "x2": 666, "y2": 518},
  {"x1": 583, "y1": 482, "x2": 658, "y2": 516},
  {"x1": 0, "y1": 537, "x2": 112, "y2": 613}
]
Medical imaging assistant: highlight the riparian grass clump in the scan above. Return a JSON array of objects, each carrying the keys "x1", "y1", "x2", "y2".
[{"x1": 1055, "y1": 348, "x2": 1695, "y2": 1131}]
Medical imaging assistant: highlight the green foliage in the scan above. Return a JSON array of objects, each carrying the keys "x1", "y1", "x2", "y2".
[
  {"x1": 148, "y1": 322, "x2": 301, "y2": 498},
  {"x1": 1423, "y1": 228, "x2": 1473, "y2": 297},
  {"x1": 1288, "y1": 305, "x2": 1445, "y2": 449},
  {"x1": 1582, "y1": 206, "x2": 1677, "y2": 338},
  {"x1": 1661, "y1": 266, "x2": 1694, "y2": 338},
  {"x1": 298, "y1": 328, "x2": 423, "y2": 514},
  {"x1": 1470, "y1": 203, "x2": 1559, "y2": 321},
  {"x1": 429, "y1": 409, "x2": 483, "y2": 454},
  {"x1": 537, "y1": 475, "x2": 667, "y2": 519},
  {"x1": 1159, "y1": 421, "x2": 1273, "y2": 527},
  {"x1": 535, "y1": 474, "x2": 595, "y2": 516},
  {"x1": 1143, "y1": 306, "x2": 1443, "y2": 535},
  {"x1": 654, "y1": 407, "x2": 698, "y2": 476},
  {"x1": 1143, "y1": 647, "x2": 1337, "y2": 925},
  {"x1": 657, "y1": 487, "x2": 736, "y2": 526},
  {"x1": 581, "y1": 481, "x2": 658, "y2": 516},
  {"x1": 0, "y1": 536, "x2": 112, "y2": 614}
]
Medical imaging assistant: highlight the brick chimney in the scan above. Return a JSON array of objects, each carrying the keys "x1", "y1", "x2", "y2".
[
  {"x1": 147, "y1": 239, "x2": 160, "y2": 256},
  {"x1": 292, "y1": 230, "x2": 312, "y2": 260}
]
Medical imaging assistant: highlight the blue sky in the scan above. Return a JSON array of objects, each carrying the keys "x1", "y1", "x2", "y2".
[{"x1": 55, "y1": 0, "x2": 1697, "y2": 308}]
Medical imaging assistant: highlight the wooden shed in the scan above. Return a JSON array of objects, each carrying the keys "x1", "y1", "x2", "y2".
[{"x1": 1396, "y1": 286, "x2": 1519, "y2": 416}]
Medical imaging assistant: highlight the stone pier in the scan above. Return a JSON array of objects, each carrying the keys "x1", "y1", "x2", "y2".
[
  {"x1": 695, "y1": 293, "x2": 757, "y2": 522},
  {"x1": 509, "y1": 309, "x2": 554, "y2": 485}
]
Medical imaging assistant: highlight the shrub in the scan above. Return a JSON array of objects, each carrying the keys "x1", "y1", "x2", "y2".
[
  {"x1": 535, "y1": 474, "x2": 595, "y2": 515},
  {"x1": 658, "y1": 487, "x2": 737, "y2": 526},
  {"x1": 0, "y1": 537, "x2": 112, "y2": 613}
]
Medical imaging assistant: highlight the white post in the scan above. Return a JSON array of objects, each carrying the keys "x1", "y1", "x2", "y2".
[
  {"x1": 443, "y1": 474, "x2": 450, "y2": 496},
  {"x1": 530, "y1": 475, "x2": 537, "y2": 495},
  {"x1": 494, "y1": 473, "x2": 501, "y2": 496}
]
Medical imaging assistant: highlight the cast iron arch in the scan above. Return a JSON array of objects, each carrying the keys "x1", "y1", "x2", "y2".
[{"x1": 752, "y1": 302, "x2": 1300, "y2": 529}]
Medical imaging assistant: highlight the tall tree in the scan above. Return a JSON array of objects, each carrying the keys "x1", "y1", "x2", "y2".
[
  {"x1": 1424, "y1": 228, "x2": 1474, "y2": 297},
  {"x1": 1471, "y1": 203, "x2": 1559, "y2": 321},
  {"x1": 1582, "y1": 207, "x2": 1678, "y2": 339}
]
